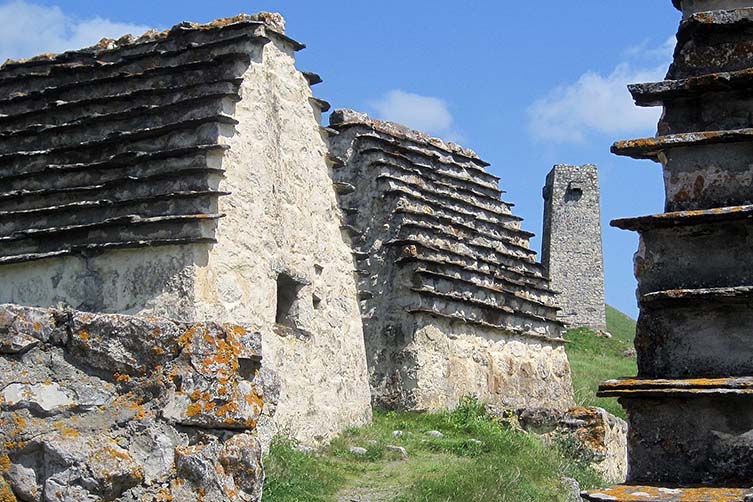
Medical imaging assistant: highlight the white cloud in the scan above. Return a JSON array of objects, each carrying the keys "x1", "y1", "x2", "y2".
[
  {"x1": 623, "y1": 36, "x2": 675, "y2": 62},
  {"x1": 0, "y1": 1, "x2": 152, "y2": 62},
  {"x1": 527, "y1": 39, "x2": 673, "y2": 144},
  {"x1": 369, "y1": 90, "x2": 463, "y2": 141}
]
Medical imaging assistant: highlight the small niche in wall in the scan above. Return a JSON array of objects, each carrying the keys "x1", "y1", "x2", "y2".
[
  {"x1": 565, "y1": 181, "x2": 583, "y2": 202},
  {"x1": 312, "y1": 293, "x2": 322, "y2": 310},
  {"x1": 275, "y1": 273, "x2": 304, "y2": 328}
]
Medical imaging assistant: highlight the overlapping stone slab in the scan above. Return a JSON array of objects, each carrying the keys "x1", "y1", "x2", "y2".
[{"x1": 328, "y1": 109, "x2": 573, "y2": 412}]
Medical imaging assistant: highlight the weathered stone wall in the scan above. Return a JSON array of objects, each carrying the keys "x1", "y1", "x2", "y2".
[
  {"x1": 541, "y1": 164, "x2": 606, "y2": 330},
  {"x1": 410, "y1": 315, "x2": 574, "y2": 412},
  {"x1": 585, "y1": 1, "x2": 753, "y2": 499},
  {"x1": 0, "y1": 14, "x2": 371, "y2": 446},
  {"x1": 328, "y1": 109, "x2": 574, "y2": 412},
  {"x1": 0, "y1": 304, "x2": 276, "y2": 501}
]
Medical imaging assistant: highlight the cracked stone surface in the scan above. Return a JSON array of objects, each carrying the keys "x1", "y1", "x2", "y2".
[{"x1": 0, "y1": 304, "x2": 278, "y2": 502}]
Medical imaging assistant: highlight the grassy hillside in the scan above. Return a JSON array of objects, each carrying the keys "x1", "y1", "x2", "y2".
[
  {"x1": 263, "y1": 306, "x2": 637, "y2": 501},
  {"x1": 564, "y1": 305, "x2": 637, "y2": 418},
  {"x1": 264, "y1": 398, "x2": 601, "y2": 502}
]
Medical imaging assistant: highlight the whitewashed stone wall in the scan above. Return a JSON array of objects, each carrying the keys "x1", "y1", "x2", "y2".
[{"x1": 0, "y1": 15, "x2": 371, "y2": 446}]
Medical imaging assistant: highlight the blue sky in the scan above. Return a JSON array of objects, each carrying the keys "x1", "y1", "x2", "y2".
[{"x1": 0, "y1": 1, "x2": 681, "y2": 318}]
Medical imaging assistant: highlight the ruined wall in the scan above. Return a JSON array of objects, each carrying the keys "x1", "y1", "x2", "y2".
[
  {"x1": 0, "y1": 14, "x2": 371, "y2": 446},
  {"x1": 0, "y1": 304, "x2": 275, "y2": 502},
  {"x1": 328, "y1": 109, "x2": 574, "y2": 412},
  {"x1": 541, "y1": 164, "x2": 606, "y2": 330}
]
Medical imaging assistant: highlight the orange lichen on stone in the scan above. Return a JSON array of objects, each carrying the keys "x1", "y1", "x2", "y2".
[
  {"x1": 0, "y1": 454, "x2": 11, "y2": 472},
  {"x1": 583, "y1": 484, "x2": 752, "y2": 501},
  {"x1": 177, "y1": 325, "x2": 199, "y2": 351},
  {"x1": 0, "y1": 478, "x2": 17, "y2": 502},
  {"x1": 216, "y1": 401, "x2": 238, "y2": 416},
  {"x1": 114, "y1": 372, "x2": 131, "y2": 383},
  {"x1": 186, "y1": 402, "x2": 203, "y2": 417},
  {"x1": 244, "y1": 390, "x2": 264, "y2": 410},
  {"x1": 78, "y1": 330, "x2": 90, "y2": 341},
  {"x1": 52, "y1": 420, "x2": 80, "y2": 438},
  {"x1": 154, "y1": 486, "x2": 173, "y2": 502},
  {"x1": 229, "y1": 325, "x2": 246, "y2": 336}
]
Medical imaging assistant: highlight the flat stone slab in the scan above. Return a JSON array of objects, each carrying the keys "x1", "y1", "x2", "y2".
[
  {"x1": 582, "y1": 485, "x2": 753, "y2": 501},
  {"x1": 611, "y1": 128, "x2": 753, "y2": 160},
  {"x1": 611, "y1": 205, "x2": 753, "y2": 231},
  {"x1": 598, "y1": 377, "x2": 753, "y2": 398}
]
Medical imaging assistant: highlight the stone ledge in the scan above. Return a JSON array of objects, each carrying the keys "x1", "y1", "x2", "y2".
[
  {"x1": 583, "y1": 484, "x2": 753, "y2": 502},
  {"x1": 612, "y1": 204, "x2": 753, "y2": 231},
  {"x1": 598, "y1": 377, "x2": 753, "y2": 397},
  {"x1": 612, "y1": 128, "x2": 753, "y2": 160}
]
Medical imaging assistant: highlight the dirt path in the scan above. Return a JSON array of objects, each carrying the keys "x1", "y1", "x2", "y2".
[{"x1": 335, "y1": 460, "x2": 406, "y2": 502}]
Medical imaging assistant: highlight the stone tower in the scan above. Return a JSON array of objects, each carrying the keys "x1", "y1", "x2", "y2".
[
  {"x1": 541, "y1": 164, "x2": 606, "y2": 330},
  {"x1": 584, "y1": 0, "x2": 753, "y2": 500}
]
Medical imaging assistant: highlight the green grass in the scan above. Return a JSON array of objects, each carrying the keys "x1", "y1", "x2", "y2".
[
  {"x1": 264, "y1": 397, "x2": 602, "y2": 502},
  {"x1": 564, "y1": 305, "x2": 637, "y2": 418},
  {"x1": 264, "y1": 306, "x2": 637, "y2": 501}
]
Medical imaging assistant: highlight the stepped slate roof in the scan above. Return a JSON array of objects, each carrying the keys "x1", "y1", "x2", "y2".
[
  {"x1": 0, "y1": 13, "x2": 298, "y2": 265},
  {"x1": 328, "y1": 109, "x2": 563, "y2": 340}
]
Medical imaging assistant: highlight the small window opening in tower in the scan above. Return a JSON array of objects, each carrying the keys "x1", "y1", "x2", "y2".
[
  {"x1": 565, "y1": 182, "x2": 583, "y2": 202},
  {"x1": 275, "y1": 273, "x2": 303, "y2": 327}
]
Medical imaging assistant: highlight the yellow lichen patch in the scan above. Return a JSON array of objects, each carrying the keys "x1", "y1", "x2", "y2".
[
  {"x1": 101, "y1": 445, "x2": 132, "y2": 461},
  {"x1": 78, "y1": 329, "x2": 90, "y2": 341},
  {"x1": 31, "y1": 321, "x2": 42, "y2": 331},
  {"x1": 0, "y1": 454, "x2": 11, "y2": 472},
  {"x1": 3, "y1": 441, "x2": 26, "y2": 452},
  {"x1": 11, "y1": 414, "x2": 27, "y2": 431},
  {"x1": 0, "y1": 477, "x2": 17, "y2": 502},
  {"x1": 152, "y1": 346, "x2": 165, "y2": 356},
  {"x1": 154, "y1": 486, "x2": 173, "y2": 502},
  {"x1": 52, "y1": 421, "x2": 79, "y2": 438}
]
